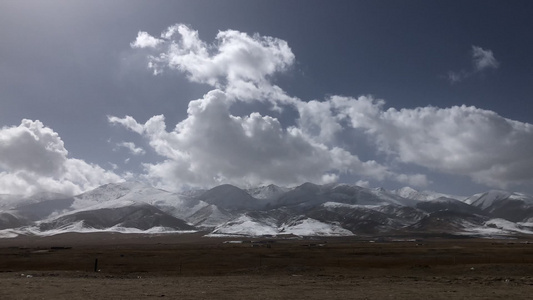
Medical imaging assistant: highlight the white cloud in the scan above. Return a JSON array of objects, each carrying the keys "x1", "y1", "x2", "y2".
[
  {"x1": 321, "y1": 96, "x2": 533, "y2": 188},
  {"x1": 109, "y1": 90, "x2": 423, "y2": 190},
  {"x1": 108, "y1": 115, "x2": 144, "y2": 134},
  {"x1": 0, "y1": 119, "x2": 67, "y2": 176},
  {"x1": 116, "y1": 141, "x2": 145, "y2": 156},
  {"x1": 447, "y1": 70, "x2": 468, "y2": 84},
  {"x1": 295, "y1": 100, "x2": 343, "y2": 144},
  {"x1": 122, "y1": 24, "x2": 532, "y2": 192},
  {"x1": 472, "y1": 46, "x2": 499, "y2": 71},
  {"x1": 0, "y1": 120, "x2": 122, "y2": 196},
  {"x1": 134, "y1": 24, "x2": 295, "y2": 104},
  {"x1": 447, "y1": 45, "x2": 499, "y2": 83},
  {"x1": 131, "y1": 31, "x2": 163, "y2": 48}
]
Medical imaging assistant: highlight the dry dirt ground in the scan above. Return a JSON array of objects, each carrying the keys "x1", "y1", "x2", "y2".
[{"x1": 1, "y1": 232, "x2": 533, "y2": 299}]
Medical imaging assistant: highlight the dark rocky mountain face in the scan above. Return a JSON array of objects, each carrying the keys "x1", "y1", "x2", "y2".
[
  {"x1": 482, "y1": 199, "x2": 533, "y2": 223},
  {"x1": 0, "y1": 213, "x2": 28, "y2": 230},
  {"x1": 14, "y1": 197, "x2": 75, "y2": 221},
  {"x1": 407, "y1": 210, "x2": 488, "y2": 234},
  {"x1": 199, "y1": 184, "x2": 258, "y2": 210},
  {"x1": 415, "y1": 197, "x2": 483, "y2": 215}
]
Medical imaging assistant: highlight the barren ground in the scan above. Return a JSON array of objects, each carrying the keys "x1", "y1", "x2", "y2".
[{"x1": 1, "y1": 232, "x2": 533, "y2": 299}]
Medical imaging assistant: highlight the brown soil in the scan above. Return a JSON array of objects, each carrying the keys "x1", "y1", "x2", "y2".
[{"x1": 1, "y1": 232, "x2": 533, "y2": 299}]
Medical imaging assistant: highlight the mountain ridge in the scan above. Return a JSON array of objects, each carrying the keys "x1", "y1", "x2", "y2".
[{"x1": 1, "y1": 181, "x2": 533, "y2": 238}]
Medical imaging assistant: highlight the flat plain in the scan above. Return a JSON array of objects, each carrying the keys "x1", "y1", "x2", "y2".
[{"x1": 1, "y1": 232, "x2": 533, "y2": 299}]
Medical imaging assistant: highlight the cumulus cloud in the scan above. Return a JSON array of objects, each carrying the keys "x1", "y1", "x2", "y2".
[
  {"x1": 109, "y1": 89, "x2": 424, "y2": 190},
  {"x1": 312, "y1": 95, "x2": 533, "y2": 188},
  {"x1": 115, "y1": 141, "x2": 146, "y2": 156},
  {"x1": 448, "y1": 45, "x2": 499, "y2": 83},
  {"x1": 0, "y1": 119, "x2": 67, "y2": 176},
  {"x1": 108, "y1": 115, "x2": 144, "y2": 134},
  {"x1": 131, "y1": 31, "x2": 163, "y2": 48},
  {"x1": 119, "y1": 24, "x2": 532, "y2": 192},
  {"x1": 132, "y1": 24, "x2": 295, "y2": 104},
  {"x1": 0, "y1": 120, "x2": 122, "y2": 195}
]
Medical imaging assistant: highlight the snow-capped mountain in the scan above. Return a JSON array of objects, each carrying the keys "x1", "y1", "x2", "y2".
[
  {"x1": 246, "y1": 184, "x2": 289, "y2": 201},
  {"x1": 463, "y1": 190, "x2": 533, "y2": 222},
  {"x1": 2, "y1": 181, "x2": 533, "y2": 238},
  {"x1": 392, "y1": 187, "x2": 463, "y2": 201},
  {"x1": 38, "y1": 202, "x2": 195, "y2": 232},
  {"x1": 71, "y1": 181, "x2": 207, "y2": 220},
  {"x1": 187, "y1": 204, "x2": 234, "y2": 228}
]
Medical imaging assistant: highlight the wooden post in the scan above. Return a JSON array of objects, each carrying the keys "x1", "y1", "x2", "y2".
[{"x1": 94, "y1": 258, "x2": 98, "y2": 272}]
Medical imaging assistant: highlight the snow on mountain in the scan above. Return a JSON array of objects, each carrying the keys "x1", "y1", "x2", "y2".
[
  {"x1": 368, "y1": 187, "x2": 419, "y2": 207},
  {"x1": 3, "y1": 181, "x2": 533, "y2": 238},
  {"x1": 8, "y1": 222, "x2": 196, "y2": 238},
  {"x1": 461, "y1": 218, "x2": 533, "y2": 236},
  {"x1": 463, "y1": 190, "x2": 533, "y2": 209},
  {"x1": 210, "y1": 213, "x2": 352, "y2": 237},
  {"x1": 209, "y1": 214, "x2": 279, "y2": 237},
  {"x1": 37, "y1": 201, "x2": 195, "y2": 232},
  {"x1": 246, "y1": 184, "x2": 289, "y2": 201},
  {"x1": 279, "y1": 216, "x2": 353, "y2": 236},
  {"x1": 72, "y1": 181, "x2": 167, "y2": 208},
  {"x1": 462, "y1": 190, "x2": 533, "y2": 222},
  {"x1": 71, "y1": 181, "x2": 205, "y2": 220},
  {"x1": 0, "y1": 229, "x2": 19, "y2": 238},
  {"x1": 485, "y1": 218, "x2": 533, "y2": 234},
  {"x1": 321, "y1": 202, "x2": 380, "y2": 210},
  {"x1": 464, "y1": 190, "x2": 512, "y2": 209},
  {"x1": 393, "y1": 187, "x2": 463, "y2": 201},
  {"x1": 187, "y1": 204, "x2": 234, "y2": 228}
]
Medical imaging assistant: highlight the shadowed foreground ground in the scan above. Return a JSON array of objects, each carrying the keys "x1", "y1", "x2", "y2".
[{"x1": 1, "y1": 232, "x2": 533, "y2": 299}]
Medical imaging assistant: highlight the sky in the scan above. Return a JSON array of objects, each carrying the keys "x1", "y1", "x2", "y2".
[{"x1": 1, "y1": 0, "x2": 533, "y2": 196}]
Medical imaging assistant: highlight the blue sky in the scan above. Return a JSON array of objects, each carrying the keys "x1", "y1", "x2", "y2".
[{"x1": 1, "y1": 0, "x2": 532, "y2": 196}]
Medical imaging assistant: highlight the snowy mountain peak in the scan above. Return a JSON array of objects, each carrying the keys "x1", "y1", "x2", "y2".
[
  {"x1": 3, "y1": 181, "x2": 533, "y2": 238},
  {"x1": 394, "y1": 187, "x2": 419, "y2": 197},
  {"x1": 246, "y1": 184, "x2": 289, "y2": 200},
  {"x1": 465, "y1": 190, "x2": 533, "y2": 210},
  {"x1": 392, "y1": 187, "x2": 461, "y2": 202}
]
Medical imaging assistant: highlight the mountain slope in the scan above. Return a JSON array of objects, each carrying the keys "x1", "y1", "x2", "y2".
[
  {"x1": 2, "y1": 181, "x2": 533, "y2": 238},
  {"x1": 38, "y1": 202, "x2": 195, "y2": 232},
  {"x1": 199, "y1": 184, "x2": 258, "y2": 210},
  {"x1": 416, "y1": 197, "x2": 483, "y2": 215},
  {"x1": 464, "y1": 191, "x2": 533, "y2": 222},
  {"x1": 393, "y1": 187, "x2": 463, "y2": 201}
]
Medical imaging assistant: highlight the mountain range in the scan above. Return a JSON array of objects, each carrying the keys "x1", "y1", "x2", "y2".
[{"x1": 1, "y1": 181, "x2": 533, "y2": 238}]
